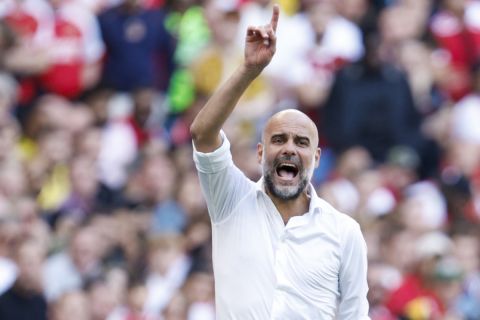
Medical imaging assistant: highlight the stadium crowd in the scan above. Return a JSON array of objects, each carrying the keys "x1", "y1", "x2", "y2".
[{"x1": 0, "y1": 0, "x2": 479, "y2": 319}]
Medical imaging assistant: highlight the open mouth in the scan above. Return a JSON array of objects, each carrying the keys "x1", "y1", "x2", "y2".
[{"x1": 275, "y1": 163, "x2": 299, "y2": 179}]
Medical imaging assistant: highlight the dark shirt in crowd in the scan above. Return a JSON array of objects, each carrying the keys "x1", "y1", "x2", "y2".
[
  {"x1": 0, "y1": 285, "x2": 48, "y2": 320},
  {"x1": 98, "y1": 4, "x2": 176, "y2": 91}
]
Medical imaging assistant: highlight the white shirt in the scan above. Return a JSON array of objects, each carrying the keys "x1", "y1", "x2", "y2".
[
  {"x1": 193, "y1": 134, "x2": 370, "y2": 320},
  {"x1": 0, "y1": 257, "x2": 17, "y2": 295},
  {"x1": 144, "y1": 255, "x2": 191, "y2": 315},
  {"x1": 43, "y1": 252, "x2": 82, "y2": 301}
]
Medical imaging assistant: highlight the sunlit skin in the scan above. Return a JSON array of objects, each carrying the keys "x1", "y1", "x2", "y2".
[{"x1": 257, "y1": 109, "x2": 321, "y2": 222}]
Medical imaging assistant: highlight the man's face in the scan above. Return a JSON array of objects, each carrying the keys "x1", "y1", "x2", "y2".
[{"x1": 258, "y1": 110, "x2": 320, "y2": 201}]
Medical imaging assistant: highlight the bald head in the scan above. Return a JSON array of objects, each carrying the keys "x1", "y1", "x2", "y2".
[
  {"x1": 262, "y1": 109, "x2": 319, "y2": 147},
  {"x1": 258, "y1": 109, "x2": 321, "y2": 202}
]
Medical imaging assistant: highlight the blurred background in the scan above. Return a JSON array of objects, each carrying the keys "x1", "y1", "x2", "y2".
[{"x1": 0, "y1": 0, "x2": 479, "y2": 319}]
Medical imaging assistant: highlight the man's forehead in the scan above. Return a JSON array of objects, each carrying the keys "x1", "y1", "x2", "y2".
[{"x1": 264, "y1": 110, "x2": 318, "y2": 139}]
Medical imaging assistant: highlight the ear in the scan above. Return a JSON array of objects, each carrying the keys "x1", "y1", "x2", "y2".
[
  {"x1": 257, "y1": 143, "x2": 263, "y2": 164},
  {"x1": 314, "y1": 147, "x2": 321, "y2": 168}
]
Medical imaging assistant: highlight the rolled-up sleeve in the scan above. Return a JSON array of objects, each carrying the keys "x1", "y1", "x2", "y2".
[
  {"x1": 193, "y1": 132, "x2": 256, "y2": 224},
  {"x1": 193, "y1": 131, "x2": 233, "y2": 174}
]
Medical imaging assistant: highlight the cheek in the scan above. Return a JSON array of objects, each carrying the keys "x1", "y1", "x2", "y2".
[
  {"x1": 301, "y1": 151, "x2": 316, "y2": 167},
  {"x1": 261, "y1": 153, "x2": 272, "y2": 167},
  {"x1": 261, "y1": 147, "x2": 276, "y2": 164}
]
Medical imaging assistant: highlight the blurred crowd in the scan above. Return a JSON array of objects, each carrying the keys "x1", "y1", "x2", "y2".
[{"x1": 0, "y1": 0, "x2": 479, "y2": 319}]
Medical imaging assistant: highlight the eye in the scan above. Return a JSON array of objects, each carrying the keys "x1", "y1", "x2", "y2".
[
  {"x1": 271, "y1": 136, "x2": 283, "y2": 144},
  {"x1": 297, "y1": 138, "x2": 309, "y2": 147}
]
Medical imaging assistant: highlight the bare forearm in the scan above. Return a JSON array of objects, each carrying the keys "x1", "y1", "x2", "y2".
[
  {"x1": 190, "y1": 4, "x2": 278, "y2": 152},
  {"x1": 190, "y1": 64, "x2": 262, "y2": 152}
]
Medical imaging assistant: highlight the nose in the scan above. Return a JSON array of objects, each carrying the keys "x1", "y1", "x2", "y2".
[{"x1": 281, "y1": 139, "x2": 296, "y2": 156}]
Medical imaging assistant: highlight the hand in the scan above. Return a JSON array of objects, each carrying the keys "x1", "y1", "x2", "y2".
[{"x1": 244, "y1": 4, "x2": 279, "y2": 73}]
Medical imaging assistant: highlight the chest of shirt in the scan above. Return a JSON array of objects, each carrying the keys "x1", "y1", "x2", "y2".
[{"x1": 212, "y1": 194, "x2": 342, "y2": 291}]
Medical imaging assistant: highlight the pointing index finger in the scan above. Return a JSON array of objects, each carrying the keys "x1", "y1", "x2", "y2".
[{"x1": 270, "y1": 4, "x2": 279, "y2": 32}]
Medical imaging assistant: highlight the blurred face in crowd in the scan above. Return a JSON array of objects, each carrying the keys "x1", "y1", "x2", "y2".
[
  {"x1": 39, "y1": 128, "x2": 73, "y2": 164},
  {"x1": 70, "y1": 228, "x2": 101, "y2": 274},
  {"x1": 336, "y1": 0, "x2": 368, "y2": 22},
  {"x1": 75, "y1": 127, "x2": 102, "y2": 160},
  {"x1": 0, "y1": 118, "x2": 18, "y2": 159},
  {"x1": 379, "y1": 6, "x2": 412, "y2": 44},
  {"x1": 68, "y1": 106, "x2": 94, "y2": 135},
  {"x1": 258, "y1": 110, "x2": 320, "y2": 201},
  {"x1": 70, "y1": 156, "x2": 98, "y2": 199},
  {"x1": 0, "y1": 203, "x2": 20, "y2": 252},
  {"x1": 184, "y1": 272, "x2": 214, "y2": 303},
  {"x1": 0, "y1": 165, "x2": 27, "y2": 198},
  {"x1": 163, "y1": 293, "x2": 188, "y2": 320},
  {"x1": 127, "y1": 283, "x2": 148, "y2": 314},
  {"x1": 453, "y1": 234, "x2": 479, "y2": 275},
  {"x1": 88, "y1": 281, "x2": 118, "y2": 320},
  {"x1": 148, "y1": 235, "x2": 185, "y2": 275},
  {"x1": 367, "y1": 263, "x2": 402, "y2": 306},
  {"x1": 15, "y1": 240, "x2": 46, "y2": 293},
  {"x1": 307, "y1": 1, "x2": 335, "y2": 35},
  {"x1": 205, "y1": 1, "x2": 240, "y2": 46},
  {"x1": 124, "y1": 0, "x2": 141, "y2": 8},
  {"x1": 143, "y1": 154, "x2": 177, "y2": 202},
  {"x1": 177, "y1": 172, "x2": 207, "y2": 217},
  {"x1": 444, "y1": 0, "x2": 467, "y2": 15},
  {"x1": 52, "y1": 291, "x2": 91, "y2": 320},
  {"x1": 380, "y1": 229, "x2": 417, "y2": 273},
  {"x1": 16, "y1": 197, "x2": 40, "y2": 234}
]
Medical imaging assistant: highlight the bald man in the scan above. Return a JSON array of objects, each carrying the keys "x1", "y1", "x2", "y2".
[{"x1": 190, "y1": 5, "x2": 370, "y2": 319}]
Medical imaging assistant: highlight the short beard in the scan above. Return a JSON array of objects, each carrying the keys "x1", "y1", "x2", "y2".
[{"x1": 262, "y1": 153, "x2": 314, "y2": 201}]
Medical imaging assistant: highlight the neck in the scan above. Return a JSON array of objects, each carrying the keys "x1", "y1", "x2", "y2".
[{"x1": 268, "y1": 190, "x2": 310, "y2": 225}]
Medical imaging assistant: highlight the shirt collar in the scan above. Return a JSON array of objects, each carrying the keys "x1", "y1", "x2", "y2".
[{"x1": 256, "y1": 178, "x2": 323, "y2": 216}]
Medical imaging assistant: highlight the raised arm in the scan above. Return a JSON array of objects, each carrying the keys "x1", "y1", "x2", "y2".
[{"x1": 190, "y1": 4, "x2": 279, "y2": 152}]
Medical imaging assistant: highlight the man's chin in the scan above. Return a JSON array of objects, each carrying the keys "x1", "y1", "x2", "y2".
[
  {"x1": 264, "y1": 171, "x2": 308, "y2": 201},
  {"x1": 269, "y1": 184, "x2": 302, "y2": 201}
]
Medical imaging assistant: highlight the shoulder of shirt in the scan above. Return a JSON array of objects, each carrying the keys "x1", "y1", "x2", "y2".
[{"x1": 313, "y1": 194, "x2": 360, "y2": 229}]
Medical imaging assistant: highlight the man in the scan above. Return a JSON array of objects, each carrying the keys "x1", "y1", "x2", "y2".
[
  {"x1": 0, "y1": 239, "x2": 48, "y2": 320},
  {"x1": 190, "y1": 5, "x2": 370, "y2": 319}
]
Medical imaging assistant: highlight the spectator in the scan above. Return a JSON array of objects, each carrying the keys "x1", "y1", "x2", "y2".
[
  {"x1": 0, "y1": 0, "x2": 53, "y2": 111},
  {"x1": 43, "y1": 226, "x2": 103, "y2": 301},
  {"x1": 162, "y1": 292, "x2": 188, "y2": 320},
  {"x1": 322, "y1": 31, "x2": 435, "y2": 176},
  {"x1": 50, "y1": 290, "x2": 91, "y2": 320},
  {"x1": 144, "y1": 234, "x2": 191, "y2": 316},
  {"x1": 58, "y1": 155, "x2": 100, "y2": 221},
  {"x1": 39, "y1": 0, "x2": 104, "y2": 99},
  {"x1": 289, "y1": 0, "x2": 364, "y2": 111},
  {"x1": 430, "y1": 0, "x2": 480, "y2": 100},
  {"x1": 98, "y1": 0, "x2": 175, "y2": 92},
  {"x1": 385, "y1": 231, "x2": 455, "y2": 319},
  {"x1": 0, "y1": 239, "x2": 48, "y2": 320},
  {"x1": 0, "y1": 209, "x2": 19, "y2": 296},
  {"x1": 86, "y1": 273, "x2": 125, "y2": 320},
  {"x1": 182, "y1": 271, "x2": 215, "y2": 320}
]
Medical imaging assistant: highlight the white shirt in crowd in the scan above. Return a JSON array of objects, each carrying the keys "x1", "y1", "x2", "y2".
[{"x1": 193, "y1": 133, "x2": 370, "y2": 320}]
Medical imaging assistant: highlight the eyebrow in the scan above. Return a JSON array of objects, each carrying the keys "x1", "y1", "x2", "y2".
[
  {"x1": 270, "y1": 133, "x2": 311, "y2": 142},
  {"x1": 270, "y1": 133, "x2": 286, "y2": 139}
]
